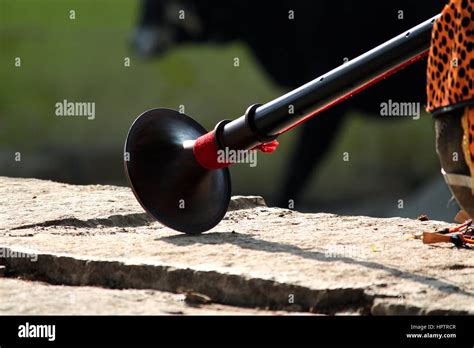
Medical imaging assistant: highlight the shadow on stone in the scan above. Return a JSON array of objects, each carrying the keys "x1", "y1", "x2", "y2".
[
  {"x1": 11, "y1": 213, "x2": 155, "y2": 230},
  {"x1": 160, "y1": 232, "x2": 473, "y2": 298}
]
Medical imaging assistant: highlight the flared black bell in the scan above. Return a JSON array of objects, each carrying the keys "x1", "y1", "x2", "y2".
[{"x1": 124, "y1": 108, "x2": 231, "y2": 234}]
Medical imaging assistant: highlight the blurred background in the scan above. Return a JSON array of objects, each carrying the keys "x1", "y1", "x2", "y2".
[{"x1": 1, "y1": 0, "x2": 457, "y2": 221}]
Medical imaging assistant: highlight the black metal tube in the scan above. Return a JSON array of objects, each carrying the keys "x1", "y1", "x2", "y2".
[{"x1": 221, "y1": 14, "x2": 439, "y2": 149}]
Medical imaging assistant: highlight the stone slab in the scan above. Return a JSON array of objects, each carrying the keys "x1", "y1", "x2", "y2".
[{"x1": 1, "y1": 177, "x2": 473, "y2": 315}]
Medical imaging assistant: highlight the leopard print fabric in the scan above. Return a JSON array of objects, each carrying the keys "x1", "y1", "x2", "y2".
[
  {"x1": 426, "y1": 0, "x2": 473, "y2": 112},
  {"x1": 461, "y1": 107, "x2": 474, "y2": 192},
  {"x1": 427, "y1": 0, "x2": 474, "y2": 191}
]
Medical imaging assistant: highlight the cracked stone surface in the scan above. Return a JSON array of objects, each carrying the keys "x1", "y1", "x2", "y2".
[
  {"x1": 1, "y1": 176, "x2": 473, "y2": 315},
  {"x1": 0, "y1": 277, "x2": 293, "y2": 315}
]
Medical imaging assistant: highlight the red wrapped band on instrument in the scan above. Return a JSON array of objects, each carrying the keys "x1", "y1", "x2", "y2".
[{"x1": 193, "y1": 131, "x2": 279, "y2": 170}]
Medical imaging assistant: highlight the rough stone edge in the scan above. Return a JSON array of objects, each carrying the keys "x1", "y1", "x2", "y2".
[
  {"x1": 2, "y1": 245, "x2": 471, "y2": 315},
  {"x1": 1, "y1": 246, "x2": 369, "y2": 315},
  {"x1": 228, "y1": 196, "x2": 267, "y2": 211},
  {"x1": 371, "y1": 299, "x2": 471, "y2": 316}
]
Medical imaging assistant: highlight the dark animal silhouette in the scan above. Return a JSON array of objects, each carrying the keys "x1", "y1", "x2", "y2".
[{"x1": 132, "y1": 0, "x2": 446, "y2": 207}]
